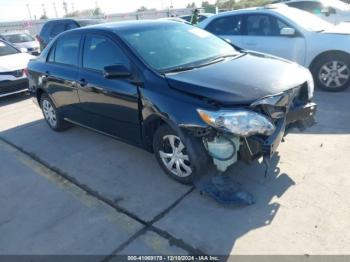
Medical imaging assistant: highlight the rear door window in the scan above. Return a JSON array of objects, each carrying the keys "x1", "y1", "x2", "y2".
[{"x1": 53, "y1": 34, "x2": 81, "y2": 66}]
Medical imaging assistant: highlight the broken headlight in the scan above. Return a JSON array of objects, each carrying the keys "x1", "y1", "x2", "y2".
[{"x1": 197, "y1": 109, "x2": 275, "y2": 137}]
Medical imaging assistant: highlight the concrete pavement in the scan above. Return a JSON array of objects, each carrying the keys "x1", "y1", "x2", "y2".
[{"x1": 0, "y1": 89, "x2": 349, "y2": 255}]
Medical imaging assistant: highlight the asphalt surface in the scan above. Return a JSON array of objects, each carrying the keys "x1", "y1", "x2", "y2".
[{"x1": 0, "y1": 89, "x2": 349, "y2": 256}]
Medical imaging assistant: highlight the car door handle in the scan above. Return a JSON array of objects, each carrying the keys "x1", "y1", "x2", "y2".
[{"x1": 76, "y1": 79, "x2": 93, "y2": 92}]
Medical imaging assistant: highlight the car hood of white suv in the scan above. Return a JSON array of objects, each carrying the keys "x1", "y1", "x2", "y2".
[{"x1": 0, "y1": 52, "x2": 34, "y2": 72}]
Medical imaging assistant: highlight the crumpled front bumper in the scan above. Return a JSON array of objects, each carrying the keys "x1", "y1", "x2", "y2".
[{"x1": 241, "y1": 102, "x2": 317, "y2": 161}]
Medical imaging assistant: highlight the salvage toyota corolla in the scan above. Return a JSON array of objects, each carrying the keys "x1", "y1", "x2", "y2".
[{"x1": 27, "y1": 21, "x2": 317, "y2": 188}]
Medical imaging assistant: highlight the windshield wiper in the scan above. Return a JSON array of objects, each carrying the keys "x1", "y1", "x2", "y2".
[
  {"x1": 164, "y1": 53, "x2": 240, "y2": 74},
  {"x1": 164, "y1": 65, "x2": 197, "y2": 73}
]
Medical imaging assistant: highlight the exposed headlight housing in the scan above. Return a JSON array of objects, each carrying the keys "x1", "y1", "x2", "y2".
[
  {"x1": 306, "y1": 72, "x2": 314, "y2": 99},
  {"x1": 197, "y1": 109, "x2": 275, "y2": 137}
]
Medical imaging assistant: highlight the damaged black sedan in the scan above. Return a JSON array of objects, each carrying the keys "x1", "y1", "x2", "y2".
[{"x1": 27, "y1": 21, "x2": 316, "y2": 204}]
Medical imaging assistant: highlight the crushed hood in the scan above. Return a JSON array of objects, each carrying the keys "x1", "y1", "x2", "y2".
[{"x1": 165, "y1": 52, "x2": 310, "y2": 105}]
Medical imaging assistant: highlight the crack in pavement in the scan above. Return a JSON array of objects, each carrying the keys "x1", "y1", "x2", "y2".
[{"x1": 0, "y1": 136, "x2": 204, "y2": 255}]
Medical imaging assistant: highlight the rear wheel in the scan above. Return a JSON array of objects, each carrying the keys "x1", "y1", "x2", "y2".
[
  {"x1": 153, "y1": 125, "x2": 193, "y2": 184},
  {"x1": 311, "y1": 53, "x2": 350, "y2": 92},
  {"x1": 40, "y1": 93, "x2": 68, "y2": 131}
]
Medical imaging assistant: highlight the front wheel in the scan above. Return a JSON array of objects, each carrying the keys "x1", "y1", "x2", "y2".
[
  {"x1": 311, "y1": 54, "x2": 350, "y2": 92},
  {"x1": 153, "y1": 125, "x2": 193, "y2": 184}
]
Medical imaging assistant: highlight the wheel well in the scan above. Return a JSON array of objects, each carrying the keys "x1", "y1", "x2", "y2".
[
  {"x1": 309, "y1": 50, "x2": 350, "y2": 70},
  {"x1": 142, "y1": 116, "x2": 166, "y2": 152},
  {"x1": 36, "y1": 88, "x2": 45, "y2": 106}
]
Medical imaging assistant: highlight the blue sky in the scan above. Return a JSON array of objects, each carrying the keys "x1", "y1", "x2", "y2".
[{"x1": 0, "y1": 0, "x2": 214, "y2": 21}]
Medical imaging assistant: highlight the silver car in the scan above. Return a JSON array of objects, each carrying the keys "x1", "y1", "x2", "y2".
[
  {"x1": 0, "y1": 40, "x2": 34, "y2": 98},
  {"x1": 0, "y1": 32, "x2": 40, "y2": 56}
]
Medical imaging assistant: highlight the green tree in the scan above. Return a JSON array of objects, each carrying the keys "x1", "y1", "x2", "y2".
[
  {"x1": 216, "y1": 0, "x2": 273, "y2": 10},
  {"x1": 92, "y1": 7, "x2": 103, "y2": 16},
  {"x1": 201, "y1": 1, "x2": 216, "y2": 13},
  {"x1": 186, "y1": 2, "x2": 196, "y2": 8}
]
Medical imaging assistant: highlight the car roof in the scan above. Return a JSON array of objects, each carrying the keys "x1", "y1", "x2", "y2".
[
  {"x1": 200, "y1": 5, "x2": 286, "y2": 18},
  {"x1": 72, "y1": 20, "x2": 186, "y2": 32}
]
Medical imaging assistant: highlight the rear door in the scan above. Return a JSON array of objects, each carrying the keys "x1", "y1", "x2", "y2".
[
  {"x1": 42, "y1": 33, "x2": 81, "y2": 117},
  {"x1": 239, "y1": 13, "x2": 306, "y2": 65},
  {"x1": 76, "y1": 33, "x2": 140, "y2": 143}
]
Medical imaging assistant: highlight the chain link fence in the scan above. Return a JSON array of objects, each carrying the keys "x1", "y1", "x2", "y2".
[{"x1": 0, "y1": 8, "x2": 192, "y2": 36}]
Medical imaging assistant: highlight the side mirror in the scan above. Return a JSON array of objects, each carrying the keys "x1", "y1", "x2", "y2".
[
  {"x1": 321, "y1": 7, "x2": 330, "y2": 16},
  {"x1": 280, "y1": 27, "x2": 296, "y2": 37},
  {"x1": 103, "y1": 65, "x2": 131, "y2": 79}
]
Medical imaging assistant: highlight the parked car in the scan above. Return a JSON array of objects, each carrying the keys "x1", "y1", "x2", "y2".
[
  {"x1": 27, "y1": 21, "x2": 316, "y2": 184},
  {"x1": 180, "y1": 13, "x2": 214, "y2": 23},
  {"x1": 159, "y1": 17, "x2": 191, "y2": 24},
  {"x1": 0, "y1": 31, "x2": 40, "y2": 55},
  {"x1": 275, "y1": 0, "x2": 350, "y2": 24},
  {"x1": 36, "y1": 18, "x2": 104, "y2": 51},
  {"x1": 0, "y1": 40, "x2": 34, "y2": 98},
  {"x1": 200, "y1": 5, "x2": 350, "y2": 91}
]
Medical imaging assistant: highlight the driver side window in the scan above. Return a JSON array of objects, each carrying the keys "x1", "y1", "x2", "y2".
[{"x1": 82, "y1": 35, "x2": 130, "y2": 72}]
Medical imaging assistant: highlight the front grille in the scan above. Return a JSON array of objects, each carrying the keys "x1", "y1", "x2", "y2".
[
  {"x1": 0, "y1": 69, "x2": 23, "y2": 78},
  {"x1": 0, "y1": 79, "x2": 28, "y2": 96}
]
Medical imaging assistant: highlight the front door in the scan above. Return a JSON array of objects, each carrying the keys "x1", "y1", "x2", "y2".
[
  {"x1": 76, "y1": 33, "x2": 141, "y2": 143},
  {"x1": 239, "y1": 14, "x2": 306, "y2": 66}
]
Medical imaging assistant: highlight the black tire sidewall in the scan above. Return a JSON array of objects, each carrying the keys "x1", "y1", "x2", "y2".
[
  {"x1": 153, "y1": 125, "x2": 193, "y2": 185},
  {"x1": 40, "y1": 94, "x2": 66, "y2": 131},
  {"x1": 311, "y1": 53, "x2": 350, "y2": 92}
]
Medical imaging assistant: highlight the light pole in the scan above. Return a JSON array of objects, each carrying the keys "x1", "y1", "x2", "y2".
[
  {"x1": 26, "y1": 4, "x2": 33, "y2": 20},
  {"x1": 53, "y1": 2, "x2": 58, "y2": 18}
]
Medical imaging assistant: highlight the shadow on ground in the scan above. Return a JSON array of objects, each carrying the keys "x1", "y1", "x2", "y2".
[{"x1": 0, "y1": 87, "x2": 349, "y2": 254}]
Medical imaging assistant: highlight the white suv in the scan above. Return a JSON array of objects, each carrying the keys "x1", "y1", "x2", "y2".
[
  {"x1": 199, "y1": 5, "x2": 350, "y2": 91},
  {"x1": 281, "y1": 0, "x2": 350, "y2": 25}
]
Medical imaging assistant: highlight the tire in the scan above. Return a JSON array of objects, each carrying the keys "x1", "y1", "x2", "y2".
[
  {"x1": 311, "y1": 53, "x2": 350, "y2": 92},
  {"x1": 40, "y1": 93, "x2": 68, "y2": 132},
  {"x1": 153, "y1": 124, "x2": 194, "y2": 184}
]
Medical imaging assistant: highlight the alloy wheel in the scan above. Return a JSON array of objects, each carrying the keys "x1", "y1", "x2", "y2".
[
  {"x1": 159, "y1": 135, "x2": 192, "y2": 178},
  {"x1": 42, "y1": 99, "x2": 57, "y2": 128},
  {"x1": 319, "y1": 60, "x2": 350, "y2": 89}
]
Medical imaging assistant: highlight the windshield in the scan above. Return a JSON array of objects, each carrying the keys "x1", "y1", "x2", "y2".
[
  {"x1": 119, "y1": 23, "x2": 238, "y2": 71},
  {"x1": 3, "y1": 33, "x2": 35, "y2": 43},
  {"x1": 282, "y1": 7, "x2": 334, "y2": 31},
  {"x1": 323, "y1": 0, "x2": 350, "y2": 11},
  {"x1": 0, "y1": 41, "x2": 19, "y2": 56}
]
